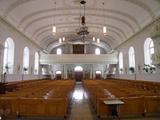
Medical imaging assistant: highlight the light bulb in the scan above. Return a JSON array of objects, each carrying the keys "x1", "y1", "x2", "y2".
[
  {"x1": 103, "y1": 26, "x2": 107, "y2": 35},
  {"x1": 97, "y1": 38, "x2": 100, "y2": 43},
  {"x1": 59, "y1": 38, "x2": 62, "y2": 43},
  {"x1": 93, "y1": 37, "x2": 95, "y2": 41},
  {"x1": 52, "y1": 26, "x2": 56, "y2": 35},
  {"x1": 62, "y1": 37, "x2": 65, "y2": 41}
]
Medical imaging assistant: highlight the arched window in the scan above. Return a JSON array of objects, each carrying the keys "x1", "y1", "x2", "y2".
[
  {"x1": 144, "y1": 38, "x2": 154, "y2": 65},
  {"x1": 74, "y1": 66, "x2": 83, "y2": 72},
  {"x1": 34, "y1": 52, "x2": 39, "y2": 74},
  {"x1": 96, "y1": 71, "x2": 101, "y2": 74},
  {"x1": 23, "y1": 47, "x2": 30, "y2": 74},
  {"x1": 3, "y1": 37, "x2": 15, "y2": 74},
  {"x1": 119, "y1": 52, "x2": 123, "y2": 73},
  {"x1": 57, "y1": 48, "x2": 62, "y2": 55},
  {"x1": 95, "y1": 48, "x2": 100, "y2": 55},
  {"x1": 128, "y1": 46, "x2": 135, "y2": 68},
  {"x1": 56, "y1": 71, "x2": 62, "y2": 75}
]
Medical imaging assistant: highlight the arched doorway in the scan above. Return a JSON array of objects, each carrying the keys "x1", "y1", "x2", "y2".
[
  {"x1": 95, "y1": 71, "x2": 102, "y2": 79},
  {"x1": 74, "y1": 66, "x2": 83, "y2": 82},
  {"x1": 56, "y1": 71, "x2": 62, "y2": 80}
]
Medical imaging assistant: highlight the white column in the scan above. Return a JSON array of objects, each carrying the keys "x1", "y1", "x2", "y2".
[
  {"x1": 0, "y1": 44, "x2": 4, "y2": 83},
  {"x1": 152, "y1": 36, "x2": 160, "y2": 73},
  {"x1": 0, "y1": 44, "x2": 4, "y2": 75},
  {"x1": 90, "y1": 64, "x2": 93, "y2": 79},
  {"x1": 63, "y1": 64, "x2": 68, "y2": 79},
  {"x1": 151, "y1": 20, "x2": 160, "y2": 73},
  {"x1": 84, "y1": 44, "x2": 87, "y2": 54},
  {"x1": 65, "y1": 64, "x2": 68, "y2": 79},
  {"x1": 93, "y1": 64, "x2": 95, "y2": 79},
  {"x1": 153, "y1": 37, "x2": 160, "y2": 54}
]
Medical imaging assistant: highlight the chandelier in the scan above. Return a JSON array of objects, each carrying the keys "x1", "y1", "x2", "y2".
[{"x1": 76, "y1": 0, "x2": 89, "y2": 38}]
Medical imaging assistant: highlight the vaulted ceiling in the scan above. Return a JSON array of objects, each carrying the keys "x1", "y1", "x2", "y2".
[{"x1": 0, "y1": 0, "x2": 160, "y2": 52}]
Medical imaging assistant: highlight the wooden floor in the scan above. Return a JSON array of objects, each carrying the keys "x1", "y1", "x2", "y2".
[{"x1": 68, "y1": 82, "x2": 94, "y2": 120}]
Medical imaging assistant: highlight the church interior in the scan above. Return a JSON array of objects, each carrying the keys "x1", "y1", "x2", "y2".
[{"x1": 0, "y1": 0, "x2": 160, "y2": 120}]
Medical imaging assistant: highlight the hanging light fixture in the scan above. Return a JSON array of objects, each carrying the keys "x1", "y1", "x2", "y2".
[
  {"x1": 93, "y1": 37, "x2": 95, "y2": 42},
  {"x1": 97, "y1": 38, "x2": 100, "y2": 43},
  {"x1": 52, "y1": 1, "x2": 56, "y2": 35},
  {"x1": 52, "y1": 26, "x2": 56, "y2": 35},
  {"x1": 76, "y1": 0, "x2": 89, "y2": 41},
  {"x1": 103, "y1": 26, "x2": 107, "y2": 35},
  {"x1": 62, "y1": 37, "x2": 65, "y2": 41},
  {"x1": 102, "y1": 2, "x2": 107, "y2": 35},
  {"x1": 59, "y1": 38, "x2": 62, "y2": 43}
]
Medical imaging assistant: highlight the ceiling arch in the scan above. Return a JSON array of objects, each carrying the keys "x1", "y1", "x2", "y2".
[
  {"x1": 18, "y1": 8, "x2": 140, "y2": 29},
  {"x1": 37, "y1": 27, "x2": 122, "y2": 45},
  {"x1": 31, "y1": 23, "x2": 127, "y2": 39},
  {"x1": 40, "y1": 31, "x2": 118, "y2": 49},
  {"x1": 0, "y1": 0, "x2": 160, "y2": 52},
  {"x1": 122, "y1": 0, "x2": 155, "y2": 18},
  {"x1": 4, "y1": 0, "x2": 154, "y2": 18},
  {"x1": 23, "y1": 13, "x2": 136, "y2": 33}
]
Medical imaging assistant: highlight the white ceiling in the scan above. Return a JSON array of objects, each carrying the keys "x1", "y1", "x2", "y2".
[{"x1": 0, "y1": 0, "x2": 160, "y2": 52}]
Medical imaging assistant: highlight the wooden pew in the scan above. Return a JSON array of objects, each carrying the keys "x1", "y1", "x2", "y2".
[
  {"x1": 84, "y1": 79, "x2": 160, "y2": 118},
  {"x1": 0, "y1": 79, "x2": 75, "y2": 118},
  {"x1": 144, "y1": 96, "x2": 160, "y2": 116}
]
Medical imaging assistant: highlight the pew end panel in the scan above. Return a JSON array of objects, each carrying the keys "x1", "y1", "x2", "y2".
[{"x1": 119, "y1": 97, "x2": 144, "y2": 118}]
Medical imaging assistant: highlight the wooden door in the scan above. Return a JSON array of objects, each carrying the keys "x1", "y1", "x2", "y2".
[{"x1": 75, "y1": 72, "x2": 83, "y2": 81}]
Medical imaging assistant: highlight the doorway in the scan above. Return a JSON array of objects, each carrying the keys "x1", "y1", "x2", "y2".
[
  {"x1": 74, "y1": 66, "x2": 83, "y2": 82},
  {"x1": 95, "y1": 71, "x2": 102, "y2": 79},
  {"x1": 56, "y1": 71, "x2": 62, "y2": 80}
]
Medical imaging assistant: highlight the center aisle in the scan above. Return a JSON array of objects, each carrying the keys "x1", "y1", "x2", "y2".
[{"x1": 68, "y1": 82, "x2": 95, "y2": 120}]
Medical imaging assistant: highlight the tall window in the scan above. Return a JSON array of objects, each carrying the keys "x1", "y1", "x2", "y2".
[
  {"x1": 144, "y1": 38, "x2": 154, "y2": 65},
  {"x1": 3, "y1": 37, "x2": 15, "y2": 74},
  {"x1": 95, "y1": 48, "x2": 100, "y2": 55},
  {"x1": 34, "y1": 52, "x2": 39, "y2": 74},
  {"x1": 119, "y1": 52, "x2": 123, "y2": 73},
  {"x1": 57, "y1": 48, "x2": 62, "y2": 55},
  {"x1": 23, "y1": 47, "x2": 30, "y2": 74},
  {"x1": 128, "y1": 46, "x2": 135, "y2": 68}
]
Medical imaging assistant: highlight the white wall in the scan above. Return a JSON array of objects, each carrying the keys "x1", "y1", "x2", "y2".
[
  {"x1": 0, "y1": 18, "x2": 45, "y2": 82},
  {"x1": 116, "y1": 20, "x2": 160, "y2": 82}
]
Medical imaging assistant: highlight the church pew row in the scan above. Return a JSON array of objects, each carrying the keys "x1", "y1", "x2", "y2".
[
  {"x1": 83, "y1": 80, "x2": 160, "y2": 118},
  {"x1": 0, "y1": 97, "x2": 68, "y2": 117},
  {"x1": 95, "y1": 96, "x2": 160, "y2": 118},
  {"x1": 0, "y1": 79, "x2": 52, "y2": 93},
  {"x1": 0, "y1": 80, "x2": 75, "y2": 118},
  {"x1": 106, "y1": 79, "x2": 160, "y2": 94}
]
